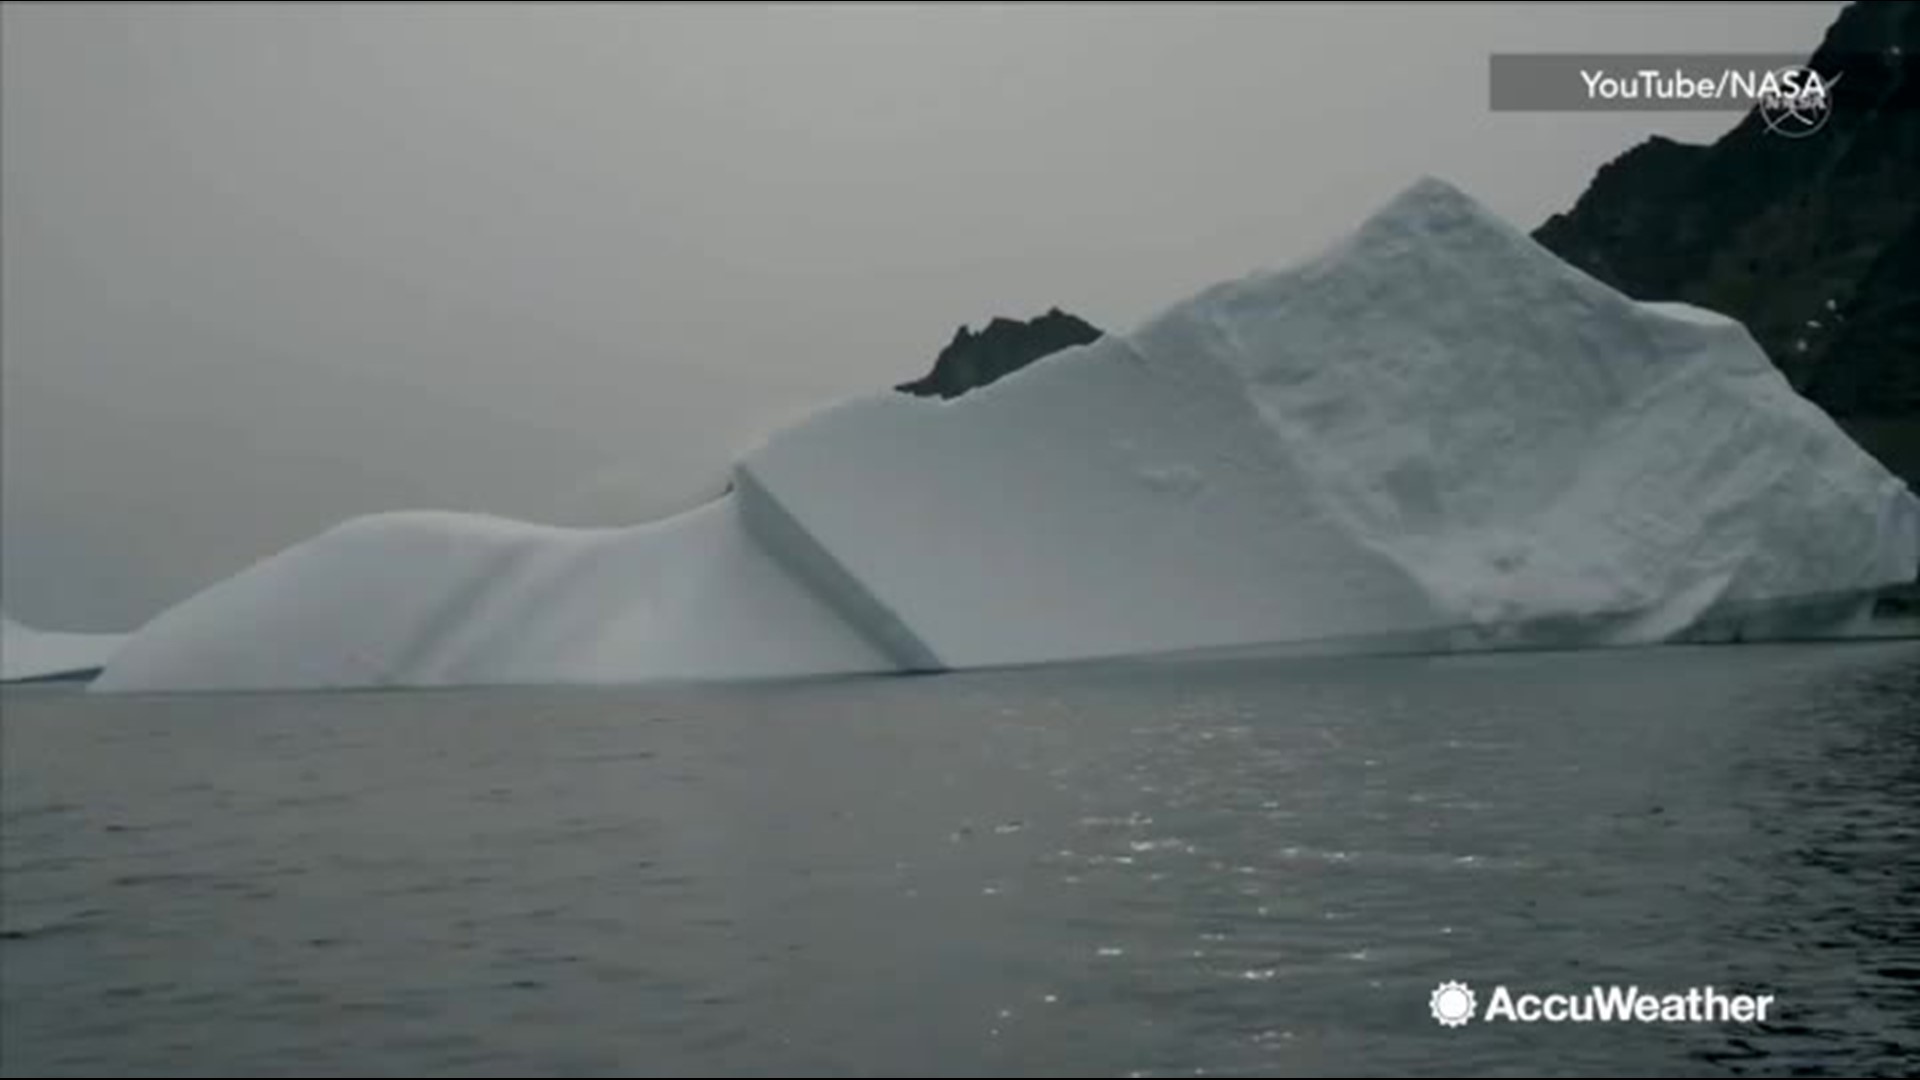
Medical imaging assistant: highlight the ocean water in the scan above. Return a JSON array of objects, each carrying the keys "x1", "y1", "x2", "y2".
[{"x1": 2, "y1": 643, "x2": 1917, "y2": 1077}]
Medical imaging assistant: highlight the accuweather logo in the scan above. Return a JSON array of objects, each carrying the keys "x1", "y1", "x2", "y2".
[
  {"x1": 1429, "y1": 981, "x2": 1477, "y2": 1028},
  {"x1": 1428, "y1": 981, "x2": 1777, "y2": 1027}
]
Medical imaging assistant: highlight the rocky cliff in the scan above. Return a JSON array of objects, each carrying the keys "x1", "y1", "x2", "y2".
[
  {"x1": 896, "y1": 308, "x2": 1103, "y2": 400},
  {"x1": 1533, "y1": 0, "x2": 1919, "y2": 420}
]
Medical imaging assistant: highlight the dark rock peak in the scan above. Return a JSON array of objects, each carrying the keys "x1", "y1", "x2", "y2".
[
  {"x1": 897, "y1": 308, "x2": 1103, "y2": 400},
  {"x1": 1531, "y1": 0, "x2": 1919, "y2": 418}
]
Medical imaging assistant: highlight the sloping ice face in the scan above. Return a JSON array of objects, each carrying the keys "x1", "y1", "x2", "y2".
[
  {"x1": 92, "y1": 500, "x2": 895, "y2": 691},
  {"x1": 1, "y1": 615, "x2": 125, "y2": 683},
  {"x1": 737, "y1": 177, "x2": 1918, "y2": 667},
  {"x1": 93, "y1": 178, "x2": 1920, "y2": 692}
]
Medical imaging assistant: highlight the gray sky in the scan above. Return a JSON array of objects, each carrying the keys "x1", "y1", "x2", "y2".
[{"x1": 2, "y1": 1, "x2": 1845, "y2": 629}]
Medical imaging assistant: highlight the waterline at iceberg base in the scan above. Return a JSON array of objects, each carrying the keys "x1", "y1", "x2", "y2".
[{"x1": 91, "y1": 178, "x2": 1920, "y2": 693}]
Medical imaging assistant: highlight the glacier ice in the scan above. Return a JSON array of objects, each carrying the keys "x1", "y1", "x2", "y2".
[
  {"x1": 93, "y1": 178, "x2": 1919, "y2": 692},
  {"x1": 1, "y1": 614, "x2": 125, "y2": 683},
  {"x1": 95, "y1": 501, "x2": 893, "y2": 691}
]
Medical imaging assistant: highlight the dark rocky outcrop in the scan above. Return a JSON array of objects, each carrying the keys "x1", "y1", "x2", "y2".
[
  {"x1": 896, "y1": 308, "x2": 1102, "y2": 400},
  {"x1": 1533, "y1": 0, "x2": 1919, "y2": 419}
]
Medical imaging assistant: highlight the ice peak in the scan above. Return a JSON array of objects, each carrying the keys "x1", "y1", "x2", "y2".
[
  {"x1": 1360, "y1": 175, "x2": 1526, "y2": 245},
  {"x1": 1394, "y1": 174, "x2": 1480, "y2": 208}
]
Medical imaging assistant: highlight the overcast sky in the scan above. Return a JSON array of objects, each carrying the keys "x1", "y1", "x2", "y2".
[{"x1": 2, "y1": 1, "x2": 1845, "y2": 629}]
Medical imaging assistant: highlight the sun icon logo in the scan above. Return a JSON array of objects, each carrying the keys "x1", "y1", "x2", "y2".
[{"x1": 1430, "y1": 980, "x2": 1476, "y2": 1027}]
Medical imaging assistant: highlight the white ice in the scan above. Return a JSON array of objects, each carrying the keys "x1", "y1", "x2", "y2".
[
  {"x1": 739, "y1": 178, "x2": 1917, "y2": 665},
  {"x1": 1, "y1": 614, "x2": 125, "y2": 683},
  {"x1": 95, "y1": 499, "x2": 892, "y2": 691},
  {"x1": 92, "y1": 178, "x2": 1920, "y2": 692}
]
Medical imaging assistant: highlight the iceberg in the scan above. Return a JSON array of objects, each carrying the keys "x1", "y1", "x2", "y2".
[
  {"x1": 93, "y1": 501, "x2": 893, "y2": 691},
  {"x1": 2, "y1": 614, "x2": 125, "y2": 683},
  {"x1": 93, "y1": 178, "x2": 1919, "y2": 692}
]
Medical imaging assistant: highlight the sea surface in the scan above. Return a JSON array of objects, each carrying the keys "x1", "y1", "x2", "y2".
[{"x1": 3, "y1": 643, "x2": 1917, "y2": 1077}]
